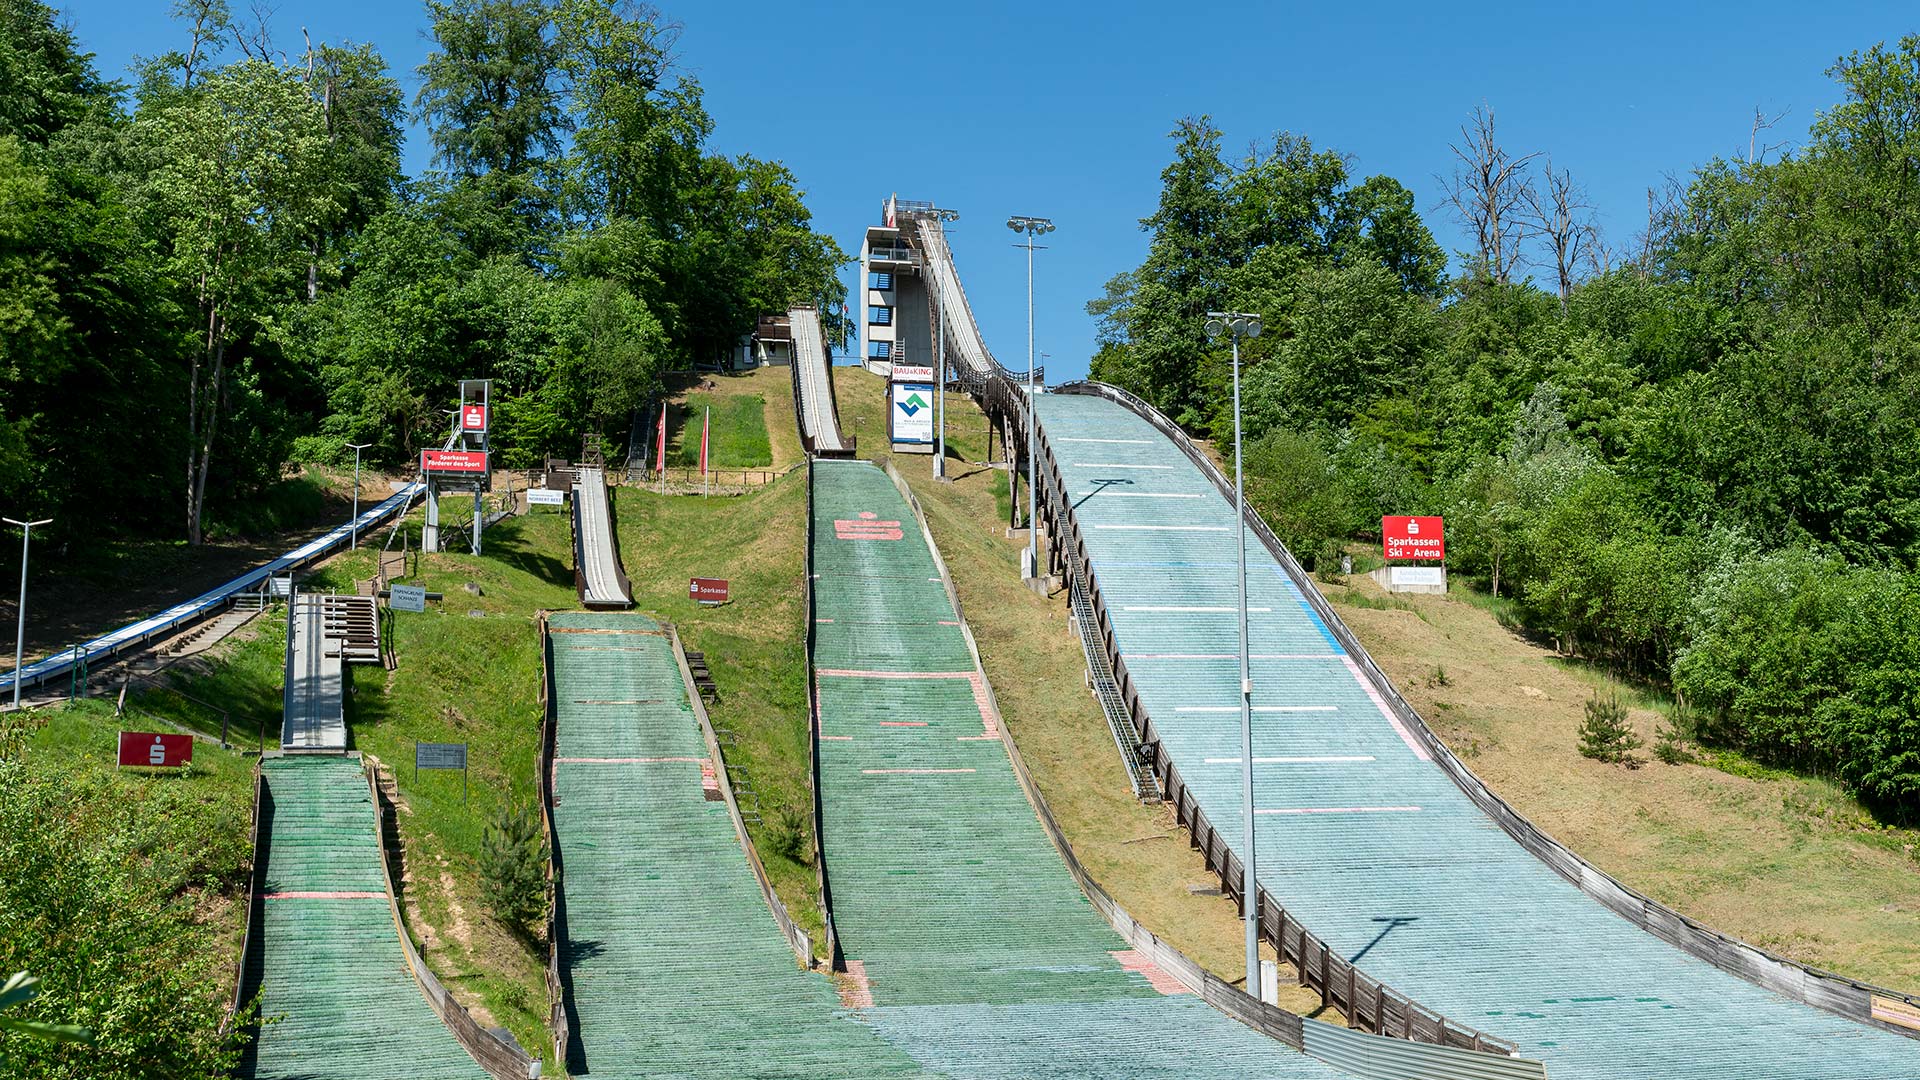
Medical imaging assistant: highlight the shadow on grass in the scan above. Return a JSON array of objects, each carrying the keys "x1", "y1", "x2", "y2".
[{"x1": 485, "y1": 518, "x2": 574, "y2": 590}]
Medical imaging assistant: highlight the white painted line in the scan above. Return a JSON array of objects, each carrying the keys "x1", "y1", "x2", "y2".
[
  {"x1": 1122, "y1": 605, "x2": 1273, "y2": 613},
  {"x1": 1075, "y1": 492, "x2": 1205, "y2": 499},
  {"x1": 1256, "y1": 806, "x2": 1422, "y2": 815},
  {"x1": 1124, "y1": 653, "x2": 1342, "y2": 661},
  {"x1": 1059, "y1": 437, "x2": 1154, "y2": 444},
  {"x1": 861, "y1": 768, "x2": 978, "y2": 775},
  {"x1": 1093, "y1": 524, "x2": 1229, "y2": 532},
  {"x1": 1072, "y1": 462, "x2": 1174, "y2": 469},
  {"x1": 1175, "y1": 705, "x2": 1338, "y2": 713},
  {"x1": 1204, "y1": 756, "x2": 1376, "y2": 765}
]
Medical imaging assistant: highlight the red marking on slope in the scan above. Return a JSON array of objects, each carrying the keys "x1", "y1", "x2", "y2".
[
  {"x1": 1340, "y1": 656, "x2": 1431, "y2": 761},
  {"x1": 1111, "y1": 950, "x2": 1192, "y2": 995},
  {"x1": 814, "y1": 669, "x2": 1001, "y2": 739},
  {"x1": 834, "y1": 518, "x2": 903, "y2": 540},
  {"x1": 840, "y1": 960, "x2": 875, "y2": 1008}
]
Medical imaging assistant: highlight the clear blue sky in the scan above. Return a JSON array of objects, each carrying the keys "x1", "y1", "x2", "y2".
[{"x1": 62, "y1": 0, "x2": 1918, "y2": 382}]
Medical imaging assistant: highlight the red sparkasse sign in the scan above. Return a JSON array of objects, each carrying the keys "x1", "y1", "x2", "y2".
[
  {"x1": 422, "y1": 449, "x2": 488, "y2": 474},
  {"x1": 118, "y1": 731, "x2": 192, "y2": 768},
  {"x1": 1382, "y1": 515, "x2": 1445, "y2": 561},
  {"x1": 460, "y1": 404, "x2": 488, "y2": 431},
  {"x1": 689, "y1": 577, "x2": 729, "y2": 604}
]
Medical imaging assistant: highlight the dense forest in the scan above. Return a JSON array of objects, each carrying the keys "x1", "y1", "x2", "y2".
[
  {"x1": 1090, "y1": 37, "x2": 1920, "y2": 819},
  {"x1": 0, "y1": 0, "x2": 844, "y2": 544}
]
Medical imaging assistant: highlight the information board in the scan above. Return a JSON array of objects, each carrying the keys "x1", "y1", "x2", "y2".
[
  {"x1": 689, "y1": 577, "x2": 730, "y2": 604},
  {"x1": 527, "y1": 488, "x2": 565, "y2": 506},
  {"x1": 389, "y1": 584, "x2": 427, "y2": 612}
]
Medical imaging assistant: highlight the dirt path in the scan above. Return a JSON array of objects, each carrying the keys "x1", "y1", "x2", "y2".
[{"x1": 1318, "y1": 572, "x2": 1920, "y2": 991}]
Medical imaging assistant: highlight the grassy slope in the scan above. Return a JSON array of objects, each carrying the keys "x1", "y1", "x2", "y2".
[
  {"x1": 826, "y1": 365, "x2": 1328, "y2": 1014},
  {"x1": 1, "y1": 699, "x2": 255, "y2": 1073},
  {"x1": 662, "y1": 367, "x2": 799, "y2": 469},
  {"x1": 1319, "y1": 571, "x2": 1920, "y2": 991}
]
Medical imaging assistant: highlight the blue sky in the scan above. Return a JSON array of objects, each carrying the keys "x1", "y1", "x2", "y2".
[{"x1": 62, "y1": 0, "x2": 1918, "y2": 382}]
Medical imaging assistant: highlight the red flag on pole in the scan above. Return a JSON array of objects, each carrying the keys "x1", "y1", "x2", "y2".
[
  {"x1": 699, "y1": 406, "x2": 711, "y2": 497},
  {"x1": 656, "y1": 404, "x2": 667, "y2": 477}
]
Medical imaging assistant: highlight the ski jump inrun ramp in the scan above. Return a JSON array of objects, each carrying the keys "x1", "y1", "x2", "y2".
[{"x1": 572, "y1": 465, "x2": 633, "y2": 609}]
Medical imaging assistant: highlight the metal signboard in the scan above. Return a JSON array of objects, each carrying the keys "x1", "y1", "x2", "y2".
[
  {"x1": 119, "y1": 731, "x2": 192, "y2": 768},
  {"x1": 422, "y1": 449, "x2": 488, "y2": 475},
  {"x1": 689, "y1": 577, "x2": 730, "y2": 604},
  {"x1": 460, "y1": 404, "x2": 488, "y2": 432},
  {"x1": 389, "y1": 584, "x2": 427, "y2": 612},
  {"x1": 891, "y1": 381, "x2": 935, "y2": 445},
  {"x1": 1382, "y1": 515, "x2": 1445, "y2": 561},
  {"x1": 415, "y1": 740, "x2": 470, "y2": 801},
  {"x1": 527, "y1": 488, "x2": 565, "y2": 507},
  {"x1": 890, "y1": 364, "x2": 934, "y2": 382}
]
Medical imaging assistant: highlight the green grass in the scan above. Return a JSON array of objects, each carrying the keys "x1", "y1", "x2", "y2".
[
  {"x1": 1, "y1": 699, "x2": 256, "y2": 1077},
  {"x1": 669, "y1": 393, "x2": 773, "y2": 468}
]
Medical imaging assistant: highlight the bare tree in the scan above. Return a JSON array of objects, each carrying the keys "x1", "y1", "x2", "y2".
[
  {"x1": 1747, "y1": 105, "x2": 1792, "y2": 165},
  {"x1": 1634, "y1": 174, "x2": 1687, "y2": 280},
  {"x1": 1523, "y1": 159, "x2": 1599, "y2": 305},
  {"x1": 1439, "y1": 103, "x2": 1538, "y2": 285}
]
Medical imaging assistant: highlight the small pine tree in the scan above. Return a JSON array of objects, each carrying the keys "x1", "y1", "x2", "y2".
[
  {"x1": 1578, "y1": 692, "x2": 1643, "y2": 767},
  {"x1": 478, "y1": 802, "x2": 547, "y2": 935}
]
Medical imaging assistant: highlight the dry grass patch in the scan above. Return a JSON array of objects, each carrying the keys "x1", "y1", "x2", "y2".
[{"x1": 1317, "y1": 570, "x2": 1920, "y2": 991}]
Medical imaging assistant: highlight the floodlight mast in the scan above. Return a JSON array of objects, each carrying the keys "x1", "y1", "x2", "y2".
[
  {"x1": 1206, "y1": 309, "x2": 1264, "y2": 1001},
  {"x1": 1006, "y1": 215, "x2": 1055, "y2": 580},
  {"x1": 5, "y1": 515, "x2": 53, "y2": 710}
]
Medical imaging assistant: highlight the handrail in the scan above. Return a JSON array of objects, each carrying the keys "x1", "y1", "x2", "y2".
[
  {"x1": 1056, "y1": 377, "x2": 1920, "y2": 1041},
  {"x1": 535, "y1": 614, "x2": 573, "y2": 1068},
  {"x1": 802, "y1": 460, "x2": 843, "y2": 970}
]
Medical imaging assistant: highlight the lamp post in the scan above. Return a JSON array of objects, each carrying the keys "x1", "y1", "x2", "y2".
[
  {"x1": 1006, "y1": 214, "x2": 1054, "y2": 581},
  {"x1": 346, "y1": 443, "x2": 372, "y2": 550},
  {"x1": 1205, "y1": 310, "x2": 1263, "y2": 1000},
  {"x1": 6, "y1": 516, "x2": 52, "y2": 710},
  {"x1": 927, "y1": 207, "x2": 960, "y2": 480}
]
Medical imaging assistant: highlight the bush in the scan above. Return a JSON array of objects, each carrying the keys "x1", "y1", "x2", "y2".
[
  {"x1": 1578, "y1": 692, "x2": 1643, "y2": 766},
  {"x1": 769, "y1": 803, "x2": 811, "y2": 866},
  {"x1": 478, "y1": 802, "x2": 547, "y2": 935}
]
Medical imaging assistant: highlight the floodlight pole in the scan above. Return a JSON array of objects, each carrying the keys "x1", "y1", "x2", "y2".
[
  {"x1": 6, "y1": 516, "x2": 52, "y2": 710},
  {"x1": 1007, "y1": 214, "x2": 1054, "y2": 580},
  {"x1": 1207, "y1": 310, "x2": 1264, "y2": 1001},
  {"x1": 346, "y1": 443, "x2": 372, "y2": 550}
]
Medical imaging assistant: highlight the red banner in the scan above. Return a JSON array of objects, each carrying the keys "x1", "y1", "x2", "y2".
[
  {"x1": 656, "y1": 406, "x2": 667, "y2": 477},
  {"x1": 699, "y1": 407, "x2": 710, "y2": 476},
  {"x1": 460, "y1": 404, "x2": 487, "y2": 431},
  {"x1": 119, "y1": 731, "x2": 192, "y2": 768},
  {"x1": 422, "y1": 449, "x2": 488, "y2": 474},
  {"x1": 689, "y1": 577, "x2": 729, "y2": 604},
  {"x1": 1382, "y1": 515, "x2": 1445, "y2": 561}
]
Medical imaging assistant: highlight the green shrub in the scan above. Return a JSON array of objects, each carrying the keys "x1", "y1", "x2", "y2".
[
  {"x1": 478, "y1": 802, "x2": 547, "y2": 936},
  {"x1": 1578, "y1": 692, "x2": 1643, "y2": 767}
]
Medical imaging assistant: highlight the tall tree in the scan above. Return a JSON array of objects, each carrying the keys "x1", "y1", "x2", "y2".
[
  {"x1": 133, "y1": 60, "x2": 334, "y2": 544},
  {"x1": 1126, "y1": 116, "x2": 1232, "y2": 426}
]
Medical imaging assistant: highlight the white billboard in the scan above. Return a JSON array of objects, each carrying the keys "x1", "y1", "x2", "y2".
[{"x1": 891, "y1": 382, "x2": 934, "y2": 444}]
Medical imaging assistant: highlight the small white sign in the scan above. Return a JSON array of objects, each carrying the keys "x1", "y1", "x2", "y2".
[
  {"x1": 1391, "y1": 565, "x2": 1445, "y2": 587},
  {"x1": 528, "y1": 488, "x2": 565, "y2": 506},
  {"x1": 389, "y1": 584, "x2": 428, "y2": 612}
]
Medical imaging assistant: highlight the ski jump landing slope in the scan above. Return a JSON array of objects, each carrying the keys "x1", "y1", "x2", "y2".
[
  {"x1": 809, "y1": 458, "x2": 1350, "y2": 1078},
  {"x1": 1029, "y1": 389, "x2": 1920, "y2": 1080},
  {"x1": 243, "y1": 755, "x2": 484, "y2": 1079},
  {"x1": 545, "y1": 611, "x2": 933, "y2": 1077}
]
